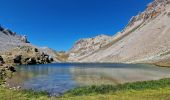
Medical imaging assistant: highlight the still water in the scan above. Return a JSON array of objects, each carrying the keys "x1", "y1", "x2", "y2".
[{"x1": 6, "y1": 63, "x2": 170, "y2": 96}]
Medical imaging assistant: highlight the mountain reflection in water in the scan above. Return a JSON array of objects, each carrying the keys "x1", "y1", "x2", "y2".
[{"x1": 6, "y1": 63, "x2": 170, "y2": 96}]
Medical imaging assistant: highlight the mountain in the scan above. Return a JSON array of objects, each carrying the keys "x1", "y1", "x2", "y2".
[
  {"x1": 0, "y1": 25, "x2": 60, "y2": 65},
  {"x1": 0, "y1": 25, "x2": 30, "y2": 52},
  {"x1": 68, "y1": 34, "x2": 113, "y2": 61},
  {"x1": 68, "y1": 0, "x2": 170, "y2": 67}
]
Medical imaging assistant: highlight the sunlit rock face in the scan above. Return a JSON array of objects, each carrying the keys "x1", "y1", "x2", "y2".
[
  {"x1": 0, "y1": 25, "x2": 30, "y2": 52},
  {"x1": 67, "y1": 0, "x2": 170, "y2": 66},
  {"x1": 68, "y1": 34, "x2": 113, "y2": 62}
]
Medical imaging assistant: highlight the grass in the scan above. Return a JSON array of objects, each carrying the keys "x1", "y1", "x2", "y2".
[
  {"x1": 60, "y1": 88, "x2": 170, "y2": 100},
  {"x1": 63, "y1": 78, "x2": 170, "y2": 96},
  {"x1": 0, "y1": 87, "x2": 50, "y2": 100},
  {"x1": 1, "y1": 78, "x2": 170, "y2": 100}
]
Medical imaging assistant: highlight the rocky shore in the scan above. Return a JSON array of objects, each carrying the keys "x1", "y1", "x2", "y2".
[
  {"x1": 0, "y1": 46, "x2": 55, "y2": 84},
  {"x1": 0, "y1": 55, "x2": 15, "y2": 84},
  {"x1": 0, "y1": 25, "x2": 57, "y2": 84}
]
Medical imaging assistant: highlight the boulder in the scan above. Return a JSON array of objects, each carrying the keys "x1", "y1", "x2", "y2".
[
  {"x1": 34, "y1": 48, "x2": 39, "y2": 52},
  {"x1": 50, "y1": 57, "x2": 54, "y2": 62},
  {"x1": 25, "y1": 58, "x2": 36, "y2": 65},
  {"x1": 0, "y1": 56, "x2": 4, "y2": 65},
  {"x1": 20, "y1": 35, "x2": 29, "y2": 43},
  {"x1": 4, "y1": 65, "x2": 16, "y2": 72},
  {"x1": 168, "y1": 12, "x2": 170, "y2": 17},
  {"x1": 8, "y1": 66, "x2": 16, "y2": 72},
  {"x1": 13, "y1": 55, "x2": 22, "y2": 64}
]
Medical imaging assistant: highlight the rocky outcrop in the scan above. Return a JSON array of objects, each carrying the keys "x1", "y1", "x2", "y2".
[
  {"x1": 69, "y1": 0, "x2": 170, "y2": 67},
  {"x1": 1, "y1": 46, "x2": 55, "y2": 65},
  {"x1": 0, "y1": 25, "x2": 30, "y2": 52},
  {"x1": 0, "y1": 25, "x2": 61, "y2": 64},
  {"x1": 25, "y1": 58, "x2": 37, "y2": 65},
  {"x1": 19, "y1": 35, "x2": 29, "y2": 43},
  {"x1": 0, "y1": 25, "x2": 29, "y2": 43},
  {"x1": 39, "y1": 47, "x2": 60, "y2": 62},
  {"x1": 0, "y1": 56, "x2": 16, "y2": 84}
]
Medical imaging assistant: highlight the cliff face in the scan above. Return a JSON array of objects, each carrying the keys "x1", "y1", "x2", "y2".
[{"x1": 69, "y1": 0, "x2": 170, "y2": 66}]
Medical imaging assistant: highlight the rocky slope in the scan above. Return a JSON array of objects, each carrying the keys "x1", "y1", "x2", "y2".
[
  {"x1": 68, "y1": 35, "x2": 113, "y2": 61},
  {"x1": 0, "y1": 25, "x2": 60, "y2": 65},
  {"x1": 69, "y1": 0, "x2": 170, "y2": 67},
  {"x1": 0, "y1": 25, "x2": 29, "y2": 52},
  {"x1": 0, "y1": 25, "x2": 62, "y2": 84}
]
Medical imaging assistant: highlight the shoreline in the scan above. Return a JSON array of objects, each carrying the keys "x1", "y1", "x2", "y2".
[
  {"x1": 2, "y1": 62, "x2": 168, "y2": 88},
  {"x1": 1, "y1": 62, "x2": 170, "y2": 99},
  {"x1": 0, "y1": 78, "x2": 170, "y2": 99}
]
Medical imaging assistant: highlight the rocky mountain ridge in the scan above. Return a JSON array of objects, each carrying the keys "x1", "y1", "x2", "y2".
[
  {"x1": 1, "y1": 0, "x2": 170, "y2": 67},
  {"x1": 68, "y1": 34, "x2": 113, "y2": 61},
  {"x1": 68, "y1": 0, "x2": 170, "y2": 67},
  {"x1": 0, "y1": 25, "x2": 30, "y2": 52}
]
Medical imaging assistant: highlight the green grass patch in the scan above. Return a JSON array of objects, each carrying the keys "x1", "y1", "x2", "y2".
[
  {"x1": 64, "y1": 78, "x2": 170, "y2": 96},
  {"x1": 60, "y1": 88, "x2": 170, "y2": 100},
  {"x1": 0, "y1": 86, "x2": 50, "y2": 100}
]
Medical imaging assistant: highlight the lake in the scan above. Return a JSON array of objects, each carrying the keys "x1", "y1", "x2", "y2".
[{"x1": 6, "y1": 63, "x2": 170, "y2": 96}]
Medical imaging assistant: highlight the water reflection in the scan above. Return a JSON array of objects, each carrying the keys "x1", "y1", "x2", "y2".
[
  {"x1": 6, "y1": 63, "x2": 170, "y2": 96},
  {"x1": 70, "y1": 64, "x2": 170, "y2": 85}
]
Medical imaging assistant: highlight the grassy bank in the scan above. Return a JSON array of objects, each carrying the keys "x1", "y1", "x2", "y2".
[
  {"x1": 60, "y1": 78, "x2": 170, "y2": 100},
  {"x1": 63, "y1": 78, "x2": 170, "y2": 96},
  {"x1": 1, "y1": 78, "x2": 170, "y2": 100},
  {"x1": 0, "y1": 86, "x2": 50, "y2": 100},
  {"x1": 60, "y1": 88, "x2": 170, "y2": 100}
]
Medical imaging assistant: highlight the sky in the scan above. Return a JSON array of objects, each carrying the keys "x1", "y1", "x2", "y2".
[{"x1": 0, "y1": 0, "x2": 152, "y2": 51}]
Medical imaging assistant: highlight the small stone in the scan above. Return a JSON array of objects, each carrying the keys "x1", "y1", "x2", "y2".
[
  {"x1": 0, "y1": 56, "x2": 5, "y2": 65},
  {"x1": 17, "y1": 86, "x2": 21, "y2": 89},
  {"x1": 8, "y1": 66, "x2": 16, "y2": 72},
  {"x1": 167, "y1": 12, "x2": 170, "y2": 17},
  {"x1": 34, "y1": 48, "x2": 39, "y2": 52}
]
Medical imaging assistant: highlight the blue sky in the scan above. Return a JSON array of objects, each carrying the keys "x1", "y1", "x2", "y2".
[{"x1": 0, "y1": 0, "x2": 152, "y2": 51}]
